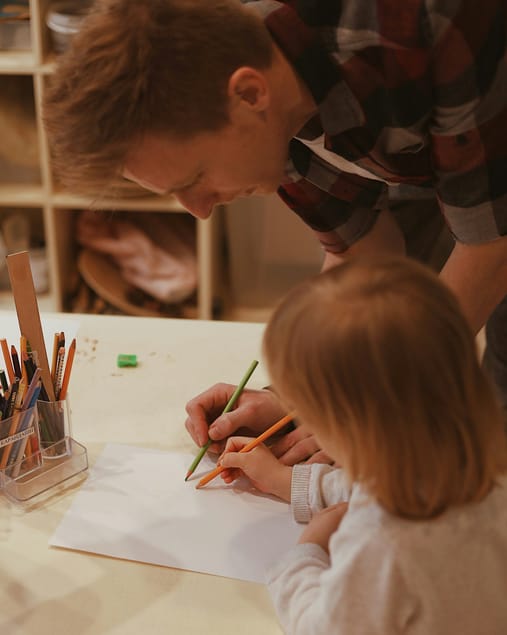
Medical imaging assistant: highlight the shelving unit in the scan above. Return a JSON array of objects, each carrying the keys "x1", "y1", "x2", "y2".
[
  {"x1": 0, "y1": 1, "x2": 322, "y2": 322},
  {"x1": 0, "y1": 0, "x2": 222, "y2": 319}
]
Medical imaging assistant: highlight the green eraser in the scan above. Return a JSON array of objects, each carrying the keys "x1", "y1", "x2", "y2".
[{"x1": 117, "y1": 354, "x2": 138, "y2": 368}]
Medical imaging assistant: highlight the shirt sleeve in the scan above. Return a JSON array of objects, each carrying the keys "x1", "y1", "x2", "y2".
[
  {"x1": 291, "y1": 464, "x2": 352, "y2": 523},
  {"x1": 428, "y1": 0, "x2": 507, "y2": 244},
  {"x1": 267, "y1": 509, "x2": 418, "y2": 635},
  {"x1": 278, "y1": 140, "x2": 387, "y2": 254}
]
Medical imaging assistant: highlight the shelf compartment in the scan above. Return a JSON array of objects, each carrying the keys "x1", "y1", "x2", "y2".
[
  {"x1": 0, "y1": 75, "x2": 41, "y2": 185},
  {"x1": 0, "y1": 0, "x2": 31, "y2": 52},
  {"x1": 0, "y1": 206, "x2": 50, "y2": 296},
  {"x1": 53, "y1": 208, "x2": 199, "y2": 318}
]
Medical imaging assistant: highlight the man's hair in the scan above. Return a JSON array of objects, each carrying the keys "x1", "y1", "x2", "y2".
[
  {"x1": 264, "y1": 256, "x2": 507, "y2": 520},
  {"x1": 43, "y1": 0, "x2": 273, "y2": 196}
]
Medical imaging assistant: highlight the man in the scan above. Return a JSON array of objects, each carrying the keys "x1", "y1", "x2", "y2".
[{"x1": 44, "y1": 0, "x2": 507, "y2": 463}]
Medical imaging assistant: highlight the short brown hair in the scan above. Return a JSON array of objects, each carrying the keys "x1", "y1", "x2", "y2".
[
  {"x1": 264, "y1": 257, "x2": 507, "y2": 519},
  {"x1": 43, "y1": 0, "x2": 273, "y2": 196}
]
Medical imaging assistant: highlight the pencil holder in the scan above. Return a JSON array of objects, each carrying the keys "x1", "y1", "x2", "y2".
[
  {"x1": 1, "y1": 395, "x2": 88, "y2": 503},
  {"x1": 0, "y1": 405, "x2": 42, "y2": 486},
  {"x1": 37, "y1": 397, "x2": 72, "y2": 458}
]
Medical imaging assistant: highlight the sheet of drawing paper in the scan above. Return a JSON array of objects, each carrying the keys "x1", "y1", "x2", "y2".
[{"x1": 50, "y1": 443, "x2": 303, "y2": 583}]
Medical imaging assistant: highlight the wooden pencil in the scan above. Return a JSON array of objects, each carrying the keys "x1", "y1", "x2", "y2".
[
  {"x1": 50, "y1": 332, "x2": 59, "y2": 383},
  {"x1": 185, "y1": 359, "x2": 259, "y2": 481},
  {"x1": 58, "y1": 338, "x2": 76, "y2": 400},
  {"x1": 195, "y1": 411, "x2": 296, "y2": 489},
  {"x1": 1, "y1": 338, "x2": 15, "y2": 384}
]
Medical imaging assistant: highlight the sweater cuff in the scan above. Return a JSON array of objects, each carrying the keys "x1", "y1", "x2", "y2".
[{"x1": 291, "y1": 463, "x2": 313, "y2": 523}]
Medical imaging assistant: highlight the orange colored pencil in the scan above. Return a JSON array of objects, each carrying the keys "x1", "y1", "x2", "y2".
[
  {"x1": 1, "y1": 338, "x2": 14, "y2": 384},
  {"x1": 195, "y1": 411, "x2": 296, "y2": 489}
]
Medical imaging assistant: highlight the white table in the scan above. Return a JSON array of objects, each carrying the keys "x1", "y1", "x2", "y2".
[{"x1": 0, "y1": 312, "x2": 283, "y2": 635}]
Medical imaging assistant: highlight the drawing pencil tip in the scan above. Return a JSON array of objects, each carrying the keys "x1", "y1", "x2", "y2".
[{"x1": 184, "y1": 471, "x2": 192, "y2": 481}]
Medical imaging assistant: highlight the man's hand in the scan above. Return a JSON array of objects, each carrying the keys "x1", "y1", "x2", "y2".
[
  {"x1": 185, "y1": 385, "x2": 286, "y2": 453},
  {"x1": 270, "y1": 425, "x2": 334, "y2": 466}
]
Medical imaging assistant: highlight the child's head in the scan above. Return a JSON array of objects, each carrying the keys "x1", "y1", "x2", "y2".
[{"x1": 263, "y1": 256, "x2": 507, "y2": 519}]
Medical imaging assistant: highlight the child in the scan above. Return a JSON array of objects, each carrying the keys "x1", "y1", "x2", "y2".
[{"x1": 219, "y1": 256, "x2": 507, "y2": 635}]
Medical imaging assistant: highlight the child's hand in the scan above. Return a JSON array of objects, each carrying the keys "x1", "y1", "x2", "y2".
[
  {"x1": 298, "y1": 503, "x2": 349, "y2": 552},
  {"x1": 219, "y1": 436, "x2": 292, "y2": 502}
]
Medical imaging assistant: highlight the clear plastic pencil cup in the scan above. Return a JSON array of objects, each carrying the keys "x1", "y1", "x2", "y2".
[
  {"x1": 0, "y1": 405, "x2": 42, "y2": 486},
  {"x1": 0, "y1": 397, "x2": 88, "y2": 503},
  {"x1": 37, "y1": 397, "x2": 72, "y2": 458}
]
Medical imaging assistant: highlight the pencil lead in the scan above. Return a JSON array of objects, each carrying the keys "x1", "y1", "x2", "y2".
[{"x1": 184, "y1": 471, "x2": 192, "y2": 481}]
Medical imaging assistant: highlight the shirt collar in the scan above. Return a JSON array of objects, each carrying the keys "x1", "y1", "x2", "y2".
[{"x1": 250, "y1": 0, "x2": 342, "y2": 106}]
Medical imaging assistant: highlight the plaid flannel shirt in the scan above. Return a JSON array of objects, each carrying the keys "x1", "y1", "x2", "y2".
[{"x1": 251, "y1": 0, "x2": 507, "y2": 253}]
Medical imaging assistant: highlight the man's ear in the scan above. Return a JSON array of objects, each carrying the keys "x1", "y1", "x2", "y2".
[{"x1": 227, "y1": 66, "x2": 270, "y2": 112}]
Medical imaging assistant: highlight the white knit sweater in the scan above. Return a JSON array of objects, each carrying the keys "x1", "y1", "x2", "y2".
[{"x1": 267, "y1": 464, "x2": 507, "y2": 635}]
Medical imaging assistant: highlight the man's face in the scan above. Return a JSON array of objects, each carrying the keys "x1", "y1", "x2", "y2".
[{"x1": 123, "y1": 119, "x2": 288, "y2": 219}]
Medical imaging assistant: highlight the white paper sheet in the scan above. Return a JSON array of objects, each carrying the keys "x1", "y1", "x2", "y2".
[{"x1": 50, "y1": 443, "x2": 303, "y2": 584}]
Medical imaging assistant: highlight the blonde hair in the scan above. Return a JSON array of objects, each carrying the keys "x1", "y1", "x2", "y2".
[
  {"x1": 264, "y1": 257, "x2": 507, "y2": 519},
  {"x1": 43, "y1": 0, "x2": 273, "y2": 196}
]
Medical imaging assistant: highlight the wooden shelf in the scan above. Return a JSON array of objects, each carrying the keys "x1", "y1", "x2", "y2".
[
  {"x1": 0, "y1": 50, "x2": 36, "y2": 74},
  {"x1": 51, "y1": 191, "x2": 187, "y2": 212},
  {"x1": 0, "y1": 183, "x2": 45, "y2": 206},
  {"x1": 221, "y1": 304, "x2": 272, "y2": 324},
  {"x1": 40, "y1": 56, "x2": 56, "y2": 75}
]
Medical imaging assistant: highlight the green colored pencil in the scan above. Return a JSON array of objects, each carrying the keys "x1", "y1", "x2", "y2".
[{"x1": 185, "y1": 359, "x2": 259, "y2": 480}]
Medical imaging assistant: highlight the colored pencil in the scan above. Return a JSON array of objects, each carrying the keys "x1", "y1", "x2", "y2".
[
  {"x1": 0, "y1": 369, "x2": 8, "y2": 392},
  {"x1": 7, "y1": 383, "x2": 42, "y2": 475},
  {"x1": 0, "y1": 370, "x2": 40, "y2": 469},
  {"x1": 19, "y1": 336, "x2": 27, "y2": 383},
  {"x1": 1, "y1": 339, "x2": 14, "y2": 384},
  {"x1": 2, "y1": 378, "x2": 19, "y2": 420},
  {"x1": 53, "y1": 345, "x2": 65, "y2": 397},
  {"x1": 58, "y1": 338, "x2": 76, "y2": 400},
  {"x1": 195, "y1": 411, "x2": 296, "y2": 489},
  {"x1": 185, "y1": 359, "x2": 259, "y2": 481},
  {"x1": 10, "y1": 345, "x2": 21, "y2": 379},
  {"x1": 50, "y1": 332, "x2": 59, "y2": 383}
]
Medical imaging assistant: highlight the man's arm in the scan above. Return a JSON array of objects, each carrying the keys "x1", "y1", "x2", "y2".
[
  {"x1": 440, "y1": 236, "x2": 507, "y2": 335},
  {"x1": 322, "y1": 207, "x2": 405, "y2": 270},
  {"x1": 323, "y1": 207, "x2": 507, "y2": 336},
  {"x1": 425, "y1": 2, "x2": 507, "y2": 333}
]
